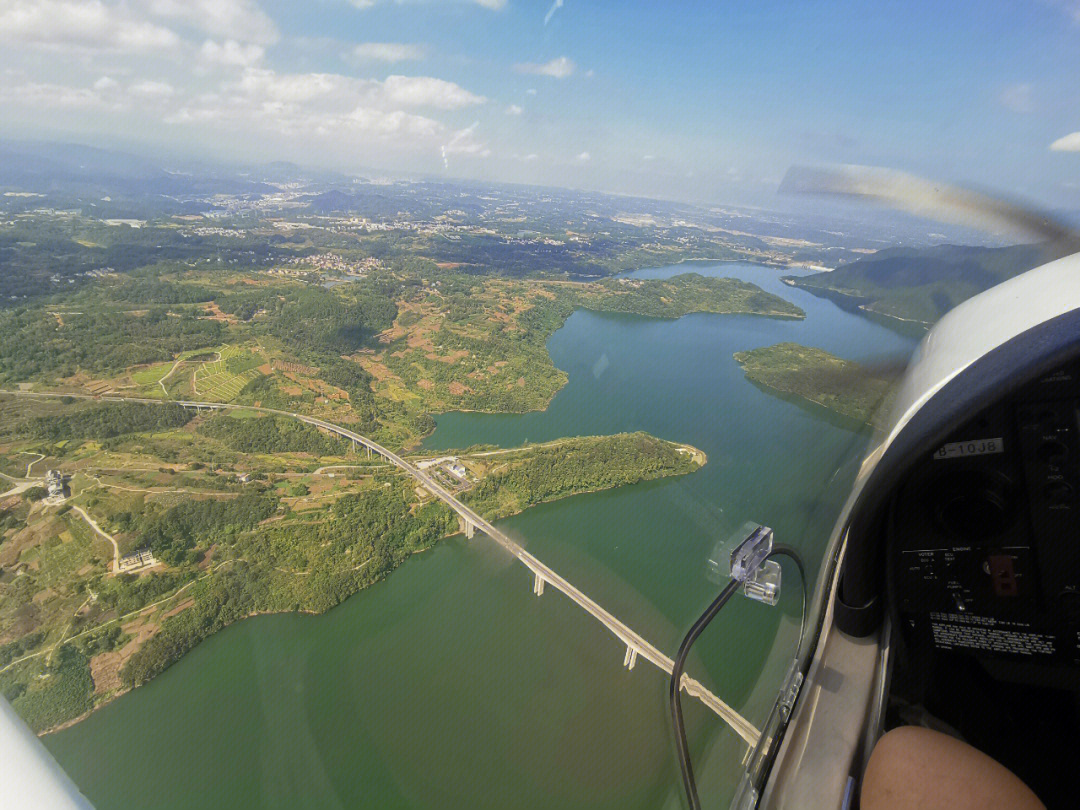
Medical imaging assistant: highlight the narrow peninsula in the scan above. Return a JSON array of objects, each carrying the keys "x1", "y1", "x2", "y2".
[{"x1": 734, "y1": 342, "x2": 896, "y2": 426}]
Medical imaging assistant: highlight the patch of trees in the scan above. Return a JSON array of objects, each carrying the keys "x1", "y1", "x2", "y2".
[
  {"x1": 21, "y1": 486, "x2": 47, "y2": 503},
  {"x1": 320, "y1": 357, "x2": 372, "y2": 393},
  {"x1": 22, "y1": 402, "x2": 193, "y2": 442},
  {"x1": 784, "y1": 243, "x2": 1064, "y2": 326},
  {"x1": 0, "y1": 631, "x2": 47, "y2": 670},
  {"x1": 465, "y1": 433, "x2": 697, "y2": 519},
  {"x1": 122, "y1": 481, "x2": 456, "y2": 687},
  {"x1": 75, "y1": 625, "x2": 128, "y2": 657},
  {"x1": 238, "y1": 373, "x2": 283, "y2": 404},
  {"x1": 94, "y1": 571, "x2": 192, "y2": 616},
  {"x1": 120, "y1": 568, "x2": 258, "y2": 688},
  {"x1": 0, "y1": 305, "x2": 223, "y2": 381},
  {"x1": 119, "y1": 279, "x2": 214, "y2": 305},
  {"x1": 215, "y1": 288, "x2": 283, "y2": 321},
  {"x1": 268, "y1": 287, "x2": 397, "y2": 356},
  {"x1": 585, "y1": 274, "x2": 803, "y2": 319},
  {"x1": 7, "y1": 645, "x2": 94, "y2": 733},
  {"x1": 320, "y1": 486, "x2": 455, "y2": 576},
  {"x1": 200, "y1": 413, "x2": 349, "y2": 456},
  {"x1": 0, "y1": 506, "x2": 21, "y2": 532},
  {"x1": 322, "y1": 359, "x2": 386, "y2": 433},
  {"x1": 140, "y1": 491, "x2": 277, "y2": 566}
]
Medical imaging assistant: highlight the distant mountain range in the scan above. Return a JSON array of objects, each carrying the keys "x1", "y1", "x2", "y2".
[{"x1": 783, "y1": 242, "x2": 1071, "y2": 329}]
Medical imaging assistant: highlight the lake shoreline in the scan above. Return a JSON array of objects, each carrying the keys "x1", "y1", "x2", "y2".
[{"x1": 36, "y1": 440, "x2": 706, "y2": 735}]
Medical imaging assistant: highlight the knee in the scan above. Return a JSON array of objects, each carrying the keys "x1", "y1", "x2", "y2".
[{"x1": 861, "y1": 726, "x2": 1044, "y2": 810}]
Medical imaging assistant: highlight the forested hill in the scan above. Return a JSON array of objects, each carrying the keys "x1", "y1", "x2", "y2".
[
  {"x1": 734, "y1": 343, "x2": 897, "y2": 426},
  {"x1": 782, "y1": 242, "x2": 1066, "y2": 328}
]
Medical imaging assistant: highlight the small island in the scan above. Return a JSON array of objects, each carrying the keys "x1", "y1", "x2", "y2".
[{"x1": 734, "y1": 342, "x2": 896, "y2": 425}]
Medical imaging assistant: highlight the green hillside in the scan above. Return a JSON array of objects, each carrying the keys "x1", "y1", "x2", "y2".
[{"x1": 783, "y1": 243, "x2": 1064, "y2": 328}]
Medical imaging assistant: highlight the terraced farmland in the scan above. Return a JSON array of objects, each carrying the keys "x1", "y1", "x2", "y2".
[{"x1": 192, "y1": 346, "x2": 264, "y2": 402}]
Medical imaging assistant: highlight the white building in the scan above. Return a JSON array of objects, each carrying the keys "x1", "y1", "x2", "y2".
[{"x1": 45, "y1": 470, "x2": 66, "y2": 500}]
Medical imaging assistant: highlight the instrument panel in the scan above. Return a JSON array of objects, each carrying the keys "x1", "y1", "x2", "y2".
[{"x1": 891, "y1": 361, "x2": 1080, "y2": 672}]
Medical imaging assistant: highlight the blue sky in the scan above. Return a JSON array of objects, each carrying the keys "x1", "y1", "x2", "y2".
[{"x1": 1, "y1": 0, "x2": 1078, "y2": 209}]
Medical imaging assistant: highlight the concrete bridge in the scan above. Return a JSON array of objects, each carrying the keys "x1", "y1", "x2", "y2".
[{"x1": 4, "y1": 390, "x2": 761, "y2": 747}]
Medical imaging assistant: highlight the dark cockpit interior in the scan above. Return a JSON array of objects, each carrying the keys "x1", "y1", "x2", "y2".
[{"x1": 879, "y1": 359, "x2": 1080, "y2": 807}]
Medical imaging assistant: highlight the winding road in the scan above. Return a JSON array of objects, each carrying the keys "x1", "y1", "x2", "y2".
[{"x1": 68, "y1": 505, "x2": 120, "y2": 575}]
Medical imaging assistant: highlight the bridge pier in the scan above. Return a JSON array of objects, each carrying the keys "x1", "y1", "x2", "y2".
[
  {"x1": 459, "y1": 515, "x2": 476, "y2": 539},
  {"x1": 623, "y1": 645, "x2": 638, "y2": 670},
  {"x1": 367, "y1": 446, "x2": 372, "y2": 459},
  {"x1": 533, "y1": 572, "x2": 545, "y2": 596}
]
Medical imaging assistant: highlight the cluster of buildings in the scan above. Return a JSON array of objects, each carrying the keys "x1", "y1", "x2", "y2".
[
  {"x1": 191, "y1": 226, "x2": 247, "y2": 238},
  {"x1": 117, "y1": 548, "x2": 157, "y2": 574},
  {"x1": 205, "y1": 189, "x2": 310, "y2": 215},
  {"x1": 416, "y1": 456, "x2": 470, "y2": 486},
  {"x1": 284, "y1": 253, "x2": 381, "y2": 275},
  {"x1": 445, "y1": 461, "x2": 468, "y2": 480}
]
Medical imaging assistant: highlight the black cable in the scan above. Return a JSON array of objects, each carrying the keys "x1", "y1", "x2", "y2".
[
  {"x1": 770, "y1": 544, "x2": 807, "y2": 659},
  {"x1": 669, "y1": 546, "x2": 808, "y2": 810},
  {"x1": 669, "y1": 577, "x2": 741, "y2": 810}
]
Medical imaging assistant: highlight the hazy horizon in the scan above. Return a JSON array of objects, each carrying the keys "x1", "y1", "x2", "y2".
[{"x1": 2, "y1": 1, "x2": 1079, "y2": 211}]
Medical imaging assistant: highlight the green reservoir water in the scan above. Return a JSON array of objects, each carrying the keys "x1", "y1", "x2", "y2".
[{"x1": 45, "y1": 262, "x2": 916, "y2": 809}]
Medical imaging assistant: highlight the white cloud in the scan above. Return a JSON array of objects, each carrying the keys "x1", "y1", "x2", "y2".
[
  {"x1": 521, "y1": 153, "x2": 539, "y2": 161},
  {"x1": 158, "y1": 66, "x2": 488, "y2": 162},
  {"x1": 349, "y1": 42, "x2": 426, "y2": 63},
  {"x1": 525, "y1": 88, "x2": 537, "y2": 95},
  {"x1": 166, "y1": 77, "x2": 448, "y2": 141},
  {"x1": 200, "y1": 39, "x2": 265, "y2": 68},
  {"x1": 382, "y1": 75, "x2": 485, "y2": 109},
  {"x1": 0, "y1": 0, "x2": 180, "y2": 53},
  {"x1": 642, "y1": 154, "x2": 655, "y2": 161},
  {"x1": 142, "y1": 0, "x2": 278, "y2": 45},
  {"x1": 505, "y1": 104, "x2": 523, "y2": 115},
  {"x1": 515, "y1": 56, "x2": 575, "y2": 78},
  {"x1": 224, "y1": 69, "x2": 483, "y2": 111},
  {"x1": 998, "y1": 83, "x2": 1034, "y2": 113},
  {"x1": 350, "y1": 0, "x2": 506, "y2": 9},
  {"x1": 0, "y1": 79, "x2": 108, "y2": 109},
  {"x1": 0, "y1": 4, "x2": 496, "y2": 171},
  {"x1": 234, "y1": 69, "x2": 341, "y2": 104},
  {"x1": 129, "y1": 79, "x2": 175, "y2": 98},
  {"x1": 544, "y1": 0, "x2": 564, "y2": 25},
  {"x1": 1050, "y1": 132, "x2": 1080, "y2": 151},
  {"x1": 1, "y1": 73, "x2": 176, "y2": 111},
  {"x1": 575, "y1": 151, "x2": 590, "y2": 162}
]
